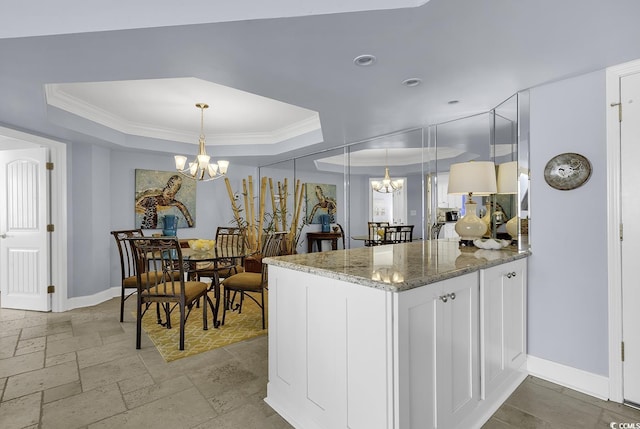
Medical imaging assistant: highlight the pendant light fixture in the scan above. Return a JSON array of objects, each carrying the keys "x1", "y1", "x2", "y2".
[
  {"x1": 174, "y1": 103, "x2": 229, "y2": 182},
  {"x1": 371, "y1": 149, "x2": 403, "y2": 193}
]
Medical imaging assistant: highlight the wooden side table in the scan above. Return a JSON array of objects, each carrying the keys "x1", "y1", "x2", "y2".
[{"x1": 306, "y1": 231, "x2": 343, "y2": 253}]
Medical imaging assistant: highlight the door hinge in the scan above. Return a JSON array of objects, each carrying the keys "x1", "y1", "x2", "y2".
[
  {"x1": 622, "y1": 341, "x2": 625, "y2": 362},
  {"x1": 620, "y1": 223, "x2": 623, "y2": 241},
  {"x1": 611, "y1": 102, "x2": 622, "y2": 122},
  {"x1": 47, "y1": 285, "x2": 55, "y2": 294},
  {"x1": 46, "y1": 162, "x2": 54, "y2": 171},
  {"x1": 47, "y1": 224, "x2": 55, "y2": 232}
]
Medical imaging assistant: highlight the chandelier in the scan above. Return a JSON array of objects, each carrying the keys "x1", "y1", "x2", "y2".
[
  {"x1": 174, "y1": 103, "x2": 229, "y2": 182},
  {"x1": 371, "y1": 149, "x2": 403, "y2": 193}
]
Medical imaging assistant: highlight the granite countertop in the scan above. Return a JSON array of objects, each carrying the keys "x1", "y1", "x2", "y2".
[{"x1": 264, "y1": 240, "x2": 530, "y2": 292}]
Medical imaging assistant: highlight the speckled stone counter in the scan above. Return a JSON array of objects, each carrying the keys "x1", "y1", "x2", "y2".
[{"x1": 264, "y1": 239, "x2": 530, "y2": 292}]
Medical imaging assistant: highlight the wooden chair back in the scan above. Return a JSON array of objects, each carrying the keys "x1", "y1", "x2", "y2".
[
  {"x1": 128, "y1": 236, "x2": 212, "y2": 350},
  {"x1": 110, "y1": 228, "x2": 144, "y2": 322},
  {"x1": 382, "y1": 225, "x2": 414, "y2": 244},
  {"x1": 366, "y1": 222, "x2": 390, "y2": 246},
  {"x1": 215, "y1": 227, "x2": 246, "y2": 251},
  {"x1": 111, "y1": 229, "x2": 145, "y2": 280}
]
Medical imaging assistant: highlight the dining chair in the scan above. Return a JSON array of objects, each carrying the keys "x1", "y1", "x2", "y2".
[
  {"x1": 128, "y1": 237, "x2": 215, "y2": 350},
  {"x1": 336, "y1": 223, "x2": 346, "y2": 249},
  {"x1": 193, "y1": 227, "x2": 247, "y2": 281},
  {"x1": 382, "y1": 224, "x2": 414, "y2": 244},
  {"x1": 365, "y1": 221, "x2": 390, "y2": 246},
  {"x1": 221, "y1": 231, "x2": 287, "y2": 329},
  {"x1": 111, "y1": 229, "x2": 145, "y2": 322},
  {"x1": 111, "y1": 229, "x2": 183, "y2": 323}
]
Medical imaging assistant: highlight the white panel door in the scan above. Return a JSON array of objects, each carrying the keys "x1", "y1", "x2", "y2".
[
  {"x1": 621, "y1": 71, "x2": 640, "y2": 405},
  {"x1": 0, "y1": 147, "x2": 50, "y2": 311}
]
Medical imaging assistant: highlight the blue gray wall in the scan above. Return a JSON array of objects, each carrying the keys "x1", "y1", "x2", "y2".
[
  {"x1": 102, "y1": 149, "x2": 258, "y2": 295},
  {"x1": 528, "y1": 70, "x2": 609, "y2": 376},
  {"x1": 64, "y1": 67, "x2": 612, "y2": 379}
]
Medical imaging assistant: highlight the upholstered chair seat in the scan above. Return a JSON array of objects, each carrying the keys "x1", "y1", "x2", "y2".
[{"x1": 221, "y1": 232, "x2": 287, "y2": 329}]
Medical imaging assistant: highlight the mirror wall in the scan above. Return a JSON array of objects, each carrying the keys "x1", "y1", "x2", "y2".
[{"x1": 259, "y1": 90, "x2": 530, "y2": 253}]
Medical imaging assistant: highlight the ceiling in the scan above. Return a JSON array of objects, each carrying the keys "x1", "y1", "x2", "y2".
[{"x1": 1, "y1": 0, "x2": 640, "y2": 167}]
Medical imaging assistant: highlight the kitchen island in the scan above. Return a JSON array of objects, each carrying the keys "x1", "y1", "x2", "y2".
[{"x1": 264, "y1": 240, "x2": 530, "y2": 429}]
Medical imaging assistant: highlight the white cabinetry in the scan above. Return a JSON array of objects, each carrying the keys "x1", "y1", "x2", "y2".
[
  {"x1": 396, "y1": 272, "x2": 479, "y2": 429},
  {"x1": 266, "y1": 257, "x2": 528, "y2": 429},
  {"x1": 480, "y1": 259, "x2": 527, "y2": 400},
  {"x1": 436, "y1": 173, "x2": 462, "y2": 209},
  {"x1": 267, "y1": 266, "x2": 392, "y2": 429}
]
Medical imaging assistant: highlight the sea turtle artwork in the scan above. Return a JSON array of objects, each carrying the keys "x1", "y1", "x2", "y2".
[
  {"x1": 305, "y1": 183, "x2": 337, "y2": 224},
  {"x1": 135, "y1": 170, "x2": 196, "y2": 229}
]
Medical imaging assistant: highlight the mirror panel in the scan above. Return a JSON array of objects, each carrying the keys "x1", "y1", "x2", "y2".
[
  {"x1": 347, "y1": 128, "x2": 424, "y2": 248},
  {"x1": 293, "y1": 147, "x2": 347, "y2": 253},
  {"x1": 429, "y1": 112, "x2": 493, "y2": 240},
  {"x1": 491, "y1": 94, "x2": 518, "y2": 242},
  {"x1": 517, "y1": 91, "x2": 530, "y2": 249},
  {"x1": 257, "y1": 90, "x2": 530, "y2": 251}
]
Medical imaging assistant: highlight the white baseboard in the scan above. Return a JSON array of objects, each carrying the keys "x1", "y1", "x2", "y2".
[
  {"x1": 527, "y1": 355, "x2": 609, "y2": 400},
  {"x1": 63, "y1": 287, "x2": 121, "y2": 311}
]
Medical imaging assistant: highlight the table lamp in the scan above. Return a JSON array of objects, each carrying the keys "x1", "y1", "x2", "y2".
[
  {"x1": 497, "y1": 161, "x2": 518, "y2": 240},
  {"x1": 447, "y1": 161, "x2": 497, "y2": 245}
]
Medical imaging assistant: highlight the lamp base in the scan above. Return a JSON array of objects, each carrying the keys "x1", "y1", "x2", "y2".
[{"x1": 454, "y1": 201, "x2": 487, "y2": 242}]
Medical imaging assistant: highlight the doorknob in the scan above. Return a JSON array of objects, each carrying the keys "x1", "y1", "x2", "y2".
[{"x1": 0, "y1": 232, "x2": 7, "y2": 239}]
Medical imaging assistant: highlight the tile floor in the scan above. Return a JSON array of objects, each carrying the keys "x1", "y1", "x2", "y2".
[{"x1": 0, "y1": 297, "x2": 639, "y2": 429}]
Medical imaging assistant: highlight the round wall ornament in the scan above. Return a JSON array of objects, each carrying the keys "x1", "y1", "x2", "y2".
[{"x1": 543, "y1": 152, "x2": 592, "y2": 190}]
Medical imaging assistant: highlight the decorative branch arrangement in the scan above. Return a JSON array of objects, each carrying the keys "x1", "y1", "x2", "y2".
[{"x1": 224, "y1": 176, "x2": 305, "y2": 254}]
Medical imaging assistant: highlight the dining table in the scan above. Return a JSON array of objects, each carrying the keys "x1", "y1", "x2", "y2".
[{"x1": 180, "y1": 245, "x2": 253, "y2": 328}]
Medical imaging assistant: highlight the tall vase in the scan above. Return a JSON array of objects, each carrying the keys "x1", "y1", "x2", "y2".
[{"x1": 162, "y1": 215, "x2": 177, "y2": 236}]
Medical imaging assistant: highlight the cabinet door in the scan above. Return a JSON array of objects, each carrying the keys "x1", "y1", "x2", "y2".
[
  {"x1": 395, "y1": 280, "x2": 440, "y2": 429},
  {"x1": 503, "y1": 259, "x2": 527, "y2": 370},
  {"x1": 396, "y1": 272, "x2": 478, "y2": 429},
  {"x1": 436, "y1": 274, "x2": 479, "y2": 429},
  {"x1": 480, "y1": 259, "x2": 527, "y2": 399}
]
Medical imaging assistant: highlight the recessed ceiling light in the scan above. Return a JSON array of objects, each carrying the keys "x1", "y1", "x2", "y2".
[
  {"x1": 447, "y1": 100, "x2": 460, "y2": 104},
  {"x1": 353, "y1": 54, "x2": 376, "y2": 67},
  {"x1": 402, "y1": 78, "x2": 422, "y2": 87}
]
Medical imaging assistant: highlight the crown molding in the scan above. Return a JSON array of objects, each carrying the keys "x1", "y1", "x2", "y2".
[{"x1": 45, "y1": 84, "x2": 321, "y2": 146}]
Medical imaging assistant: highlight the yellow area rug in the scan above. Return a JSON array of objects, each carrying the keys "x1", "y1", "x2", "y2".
[{"x1": 139, "y1": 292, "x2": 267, "y2": 362}]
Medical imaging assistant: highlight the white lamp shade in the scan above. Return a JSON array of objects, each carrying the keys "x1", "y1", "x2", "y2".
[
  {"x1": 174, "y1": 155, "x2": 188, "y2": 171},
  {"x1": 197, "y1": 154, "x2": 210, "y2": 169},
  {"x1": 497, "y1": 161, "x2": 518, "y2": 194},
  {"x1": 217, "y1": 160, "x2": 229, "y2": 174},
  {"x1": 447, "y1": 161, "x2": 497, "y2": 195},
  {"x1": 189, "y1": 162, "x2": 198, "y2": 176}
]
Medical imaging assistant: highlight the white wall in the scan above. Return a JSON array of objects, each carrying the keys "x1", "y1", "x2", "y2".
[{"x1": 528, "y1": 70, "x2": 609, "y2": 376}]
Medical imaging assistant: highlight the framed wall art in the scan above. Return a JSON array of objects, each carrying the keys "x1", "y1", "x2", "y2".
[
  {"x1": 305, "y1": 183, "x2": 337, "y2": 224},
  {"x1": 134, "y1": 169, "x2": 196, "y2": 229}
]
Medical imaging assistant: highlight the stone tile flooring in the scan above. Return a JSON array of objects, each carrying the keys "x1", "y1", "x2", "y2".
[{"x1": 1, "y1": 297, "x2": 639, "y2": 428}]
